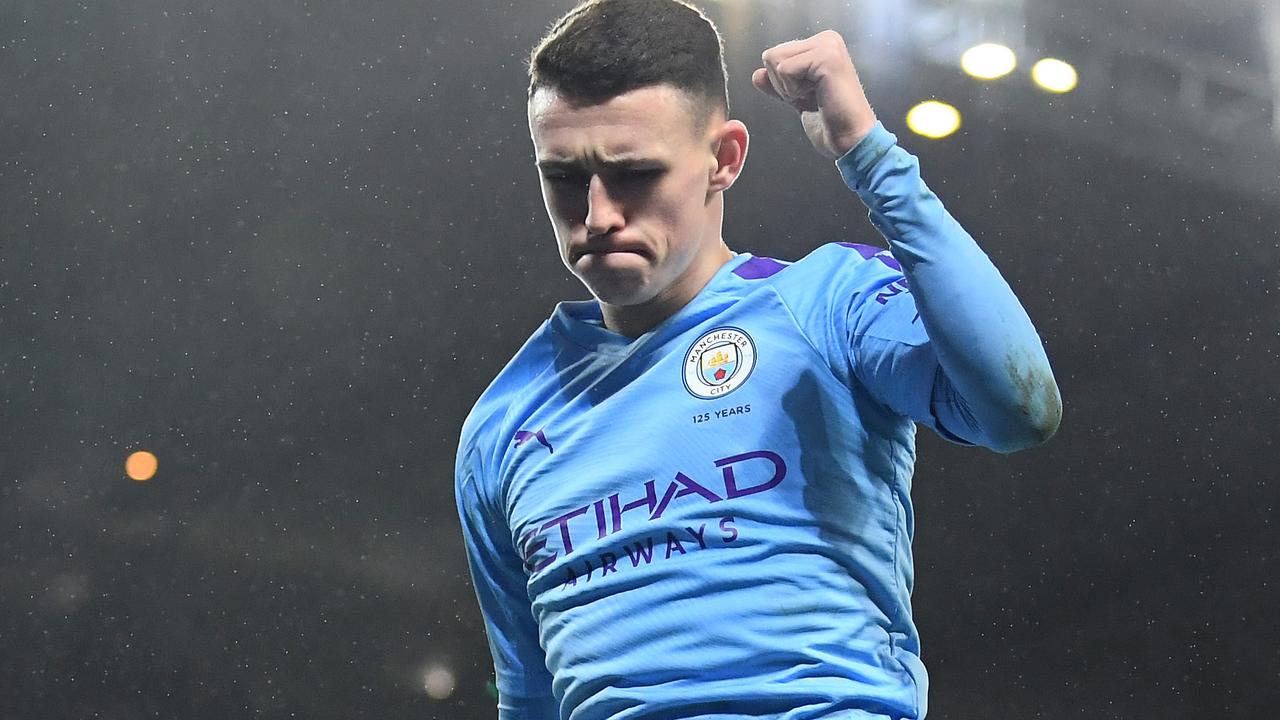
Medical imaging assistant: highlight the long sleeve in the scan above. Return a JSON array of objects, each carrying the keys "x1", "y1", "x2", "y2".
[
  {"x1": 835, "y1": 122, "x2": 1062, "y2": 452},
  {"x1": 455, "y1": 446, "x2": 560, "y2": 719}
]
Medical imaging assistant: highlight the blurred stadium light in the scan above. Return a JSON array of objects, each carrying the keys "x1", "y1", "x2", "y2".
[
  {"x1": 707, "y1": 0, "x2": 1277, "y2": 194},
  {"x1": 906, "y1": 100, "x2": 963, "y2": 138},
  {"x1": 812, "y1": 0, "x2": 1279, "y2": 201},
  {"x1": 962, "y1": 43, "x2": 1019, "y2": 81},
  {"x1": 1031, "y1": 58, "x2": 1078, "y2": 94}
]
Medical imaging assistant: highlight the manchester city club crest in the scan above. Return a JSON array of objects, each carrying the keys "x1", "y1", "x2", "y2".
[{"x1": 682, "y1": 327, "x2": 756, "y2": 399}]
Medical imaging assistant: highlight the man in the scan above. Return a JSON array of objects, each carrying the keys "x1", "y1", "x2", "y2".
[{"x1": 454, "y1": 0, "x2": 1062, "y2": 718}]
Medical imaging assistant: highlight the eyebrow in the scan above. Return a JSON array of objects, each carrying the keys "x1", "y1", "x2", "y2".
[{"x1": 535, "y1": 157, "x2": 666, "y2": 173}]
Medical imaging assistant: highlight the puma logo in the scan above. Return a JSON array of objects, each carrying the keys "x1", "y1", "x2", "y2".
[{"x1": 514, "y1": 429, "x2": 554, "y2": 454}]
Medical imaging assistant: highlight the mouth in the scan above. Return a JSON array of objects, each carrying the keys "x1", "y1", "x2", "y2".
[{"x1": 572, "y1": 244, "x2": 651, "y2": 263}]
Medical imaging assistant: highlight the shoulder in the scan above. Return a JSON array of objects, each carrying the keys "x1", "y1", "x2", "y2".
[
  {"x1": 457, "y1": 319, "x2": 559, "y2": 479},
  {"x1": 740, "y1": 241, "x2": 901, "y2": 276},
  {"x1": 758, "y1": 242, "x2": 904, "y2": 301},
  {"x1": 800, "y1": 241, "x2": 902, "y2": 275}
]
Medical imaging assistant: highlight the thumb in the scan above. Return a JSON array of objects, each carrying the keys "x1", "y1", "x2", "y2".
[{"x1": 751, "y1": 68, "x2": 783, "y2": 101}]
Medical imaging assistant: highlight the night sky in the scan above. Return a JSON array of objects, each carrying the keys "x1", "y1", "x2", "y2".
[{"x1": 2, "y1": 0, "x2": 1277, "y2": 717}]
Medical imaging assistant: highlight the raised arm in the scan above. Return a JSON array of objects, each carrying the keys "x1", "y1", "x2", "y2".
[
  {"x1": 837, "y1": 124, "x2": 1060, "y2": 450},
  {"x1": 755, "y1": 30, "x2": 1061, "y2": 451}
]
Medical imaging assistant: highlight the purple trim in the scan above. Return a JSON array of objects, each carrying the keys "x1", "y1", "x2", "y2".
[
  {"x1": 838, "y1": 242, "x2": 880, "y2": 259},
  {"x1": 732, "y1": 256, "x2": 786, "y2": 280},
  {"x1": 837, "y1": 242, "x2": 902, "y2": 272}
]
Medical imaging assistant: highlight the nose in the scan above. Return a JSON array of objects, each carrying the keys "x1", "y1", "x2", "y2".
[{"x1": 584, "y1": 174, "x2": 624, "y2": 235}]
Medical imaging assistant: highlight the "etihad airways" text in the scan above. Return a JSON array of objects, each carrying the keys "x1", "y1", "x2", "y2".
[{"x1": 519, "y1": 449, "x2": 787, "y2": 573}]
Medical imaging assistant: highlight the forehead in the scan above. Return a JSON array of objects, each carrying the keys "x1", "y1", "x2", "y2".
[{"x1": 528, "y1": 84, "x2": 700, "y2": 161}]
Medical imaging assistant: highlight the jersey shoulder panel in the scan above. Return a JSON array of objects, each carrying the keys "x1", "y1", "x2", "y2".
[
  {"x1": 744, "y1": 242, "x2": 915, "y2": 370},
  {"x1": 766, "y1": 241, "x2": 905, "y2": 302}
]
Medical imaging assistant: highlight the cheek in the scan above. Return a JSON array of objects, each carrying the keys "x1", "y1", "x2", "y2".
[
  {"x1": 662, "y1": 175, "x2": 709, "y2": 241},
  {"x1": 543, "y1": 189, "x2": 580, "y2": 226}
]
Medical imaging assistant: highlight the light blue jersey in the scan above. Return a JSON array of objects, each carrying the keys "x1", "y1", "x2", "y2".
[{"x1": 456, "y1": 123, "x2": 1059, "y2": 720}]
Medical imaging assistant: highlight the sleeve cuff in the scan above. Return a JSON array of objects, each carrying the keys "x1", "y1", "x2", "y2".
[{"x1": 834, "y1": 120, "x2": 898, "y2": 191}]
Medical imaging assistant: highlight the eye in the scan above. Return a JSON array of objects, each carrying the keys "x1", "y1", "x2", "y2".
[
  {"x1": 605, "y1": 169, "x2": 664, "y2": 187},
  {"x1": 544, "y1": 172, "x2": 587, "y2": 185},
  {"x1": 620, "y1": 169, "x2": 663, "y2": 182},
  {"x1": 542, "y1": 168, "x2": 663, "y2": 187}
]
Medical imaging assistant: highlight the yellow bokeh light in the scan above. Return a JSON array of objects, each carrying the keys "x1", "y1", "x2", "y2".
[
  {"x1": 960, "y1": 43, "x2": 1017, "y2": 80},
  {"x1": 126, "y1": 451, "x2": 158, "y2": 481},
  {"x1": 906, "y1": 101, "x2": 962, "y2": 139},
  {"x1": 1032, "y1": 58, "x2": 1078, "y2": 93}
]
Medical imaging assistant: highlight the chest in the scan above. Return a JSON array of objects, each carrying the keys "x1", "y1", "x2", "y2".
[{"x1": 496, "y1": 290, "x2": 871, "y2": 588}]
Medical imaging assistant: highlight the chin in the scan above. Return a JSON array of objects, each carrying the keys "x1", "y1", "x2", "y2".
[
  {"x1": 574, "y1": 257, "x2": 663, "y2": 306},
  {"x1": 577, "y1": 270, "x2": 665, "y2": 307}
]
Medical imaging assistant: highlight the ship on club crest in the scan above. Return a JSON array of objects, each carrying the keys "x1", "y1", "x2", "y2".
[
  {"x1": 682, "y1": 327, "x2": 757, "y2": 399},
  {"x1": 700, "y1": 344, "x2": 739, "y2": 386}
]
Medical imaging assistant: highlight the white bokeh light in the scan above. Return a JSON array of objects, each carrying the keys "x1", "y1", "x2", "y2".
[{"x1": 422, "y1": 664, "x2": 457, "y2": 700}]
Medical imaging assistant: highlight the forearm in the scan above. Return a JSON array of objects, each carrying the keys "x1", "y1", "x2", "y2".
[{"x1": 838, "y1": 123, "x2": 1062, "y2": 451}]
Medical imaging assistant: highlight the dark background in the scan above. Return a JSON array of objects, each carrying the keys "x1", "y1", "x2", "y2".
[{"x1": 2, "y1": 0, "x2": 1277, "y2": 717}]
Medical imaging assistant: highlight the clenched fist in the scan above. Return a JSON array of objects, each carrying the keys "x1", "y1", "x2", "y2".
[{"x1": 752, "y1": 30, "x2": 878, "y2": 160}]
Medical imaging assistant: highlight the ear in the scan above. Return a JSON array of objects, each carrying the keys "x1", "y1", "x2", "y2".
[{"x1": 707, "y1": 119, "x2": 748, "y2": 194}]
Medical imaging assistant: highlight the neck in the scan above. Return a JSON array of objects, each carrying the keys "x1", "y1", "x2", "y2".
[{"x1": 600, "y1": 240, "x2": 734, "y2": 338}]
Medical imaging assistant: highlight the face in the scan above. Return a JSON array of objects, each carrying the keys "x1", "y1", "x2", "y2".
[{"x1": 528, "y1": 84, "x2": 740, "y2": 309}]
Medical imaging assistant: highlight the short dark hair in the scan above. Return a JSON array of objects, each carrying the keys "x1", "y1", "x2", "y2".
[{"x1": 527, "y1": 0, "x2": 730, "y2": 130}]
